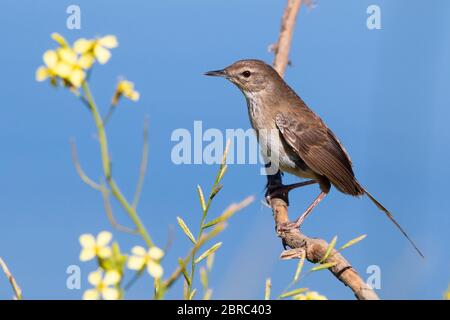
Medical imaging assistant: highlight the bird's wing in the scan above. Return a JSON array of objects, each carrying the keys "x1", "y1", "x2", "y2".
[{"x1": 275, "y1": 111, "x2": 363, "y2": 195}]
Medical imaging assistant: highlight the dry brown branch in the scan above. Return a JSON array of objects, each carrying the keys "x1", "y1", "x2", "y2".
[
  {"x1": 273, "y1": 0, "x2": 303, "y2": 77},
  {"x1": 269, "y1": 0, "x2": 379, "y2": 300},
  {"x1": 0, "y1": 257, "x2": 22, "y2": 300},
  {"x1": 271, "y1": 199, "x2": 379, "y2": 300}
]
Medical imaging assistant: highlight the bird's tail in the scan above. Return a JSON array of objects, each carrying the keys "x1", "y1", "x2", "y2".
[{"x1": 364, "y1": 188, "x2": 424, "y2": 258}]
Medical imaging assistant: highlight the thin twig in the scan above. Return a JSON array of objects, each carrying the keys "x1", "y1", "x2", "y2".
[
  {"x1": 70, "y1": 139, "x2": 101, "y2": 191},
  {"x1": 71, "y1": 138, "x2": 138, "y2": 234},
  {"x1": 0, "y1": 257, "x2": 22, "y2": 300},
  {"x1": 132, "y1": 118, "x2": 149, "y2": 208},
  {"x1": 269, "y1": 0, "x2": 379, "y2": 300},
  {"x1": 99, "y1": 182, "x2": 139, "y2": 235},
  {"x1": 273, "y1": 0, "x2": 303, "y2": 77}
]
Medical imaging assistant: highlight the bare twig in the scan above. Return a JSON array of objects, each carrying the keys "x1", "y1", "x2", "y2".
[
  {"x1": 273, "y1": 0, "x2": 303, "y2": 77},
  {"x1": 70, "y1": 139, "x2": 101, "y2": 191},
  {"x1": 269, "y1": 0, "x2": 379, "y2": 300},
  {"x1": 71, "y1": 139, "x2": 137, "y2": 235},
  {"x1": 0, "y1": 257, "x2": 22, "y2": 300},
  {"x1": 132, "y1": 118, "x2": 149, "y2": 208},
  {"x1": 99, "y1": 182, "x2": 139, "y2": 235}
]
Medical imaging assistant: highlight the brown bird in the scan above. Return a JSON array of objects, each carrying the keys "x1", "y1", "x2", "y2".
[{"x1": 205, "y1": 59, "x2": 424, "y2": 258}]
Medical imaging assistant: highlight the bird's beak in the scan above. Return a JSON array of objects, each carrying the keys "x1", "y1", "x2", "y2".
[{"x1": 204, "y1": 69, "x2": 227, "y2": 77}]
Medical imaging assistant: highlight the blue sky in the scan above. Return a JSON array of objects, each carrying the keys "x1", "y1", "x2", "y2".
[{"x1": 0, "y1": 0, "x2": 449, "y2": 299}]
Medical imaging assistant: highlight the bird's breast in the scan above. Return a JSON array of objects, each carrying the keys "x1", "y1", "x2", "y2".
[{"x1": 244, "y1": 93, "x2": 315, "y2": 179}]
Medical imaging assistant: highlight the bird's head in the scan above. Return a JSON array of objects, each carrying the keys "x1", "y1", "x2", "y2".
[{"x1": 205, "y1": 59, "x2": 280, "y2": 94}]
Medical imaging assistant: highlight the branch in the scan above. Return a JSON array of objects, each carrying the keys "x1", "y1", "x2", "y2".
[
  {"x1": 70, "y1": 139, "x2": 137, "y2": 235},
  {"x1": 132, "y1": 118, "x2": 149, "y2": 208},
  {"x1": 270, "y1": 198, "x2": 379, "y2": 300},
  {"x1": 273, "y1": 0, "x2": 303, "y2": 77},
  {"x1": 269, "y1": 0, "x2": 379, "y2": 300},
  {"x1": 0, "y1": 257, "x2": 22, "y2": 300}
]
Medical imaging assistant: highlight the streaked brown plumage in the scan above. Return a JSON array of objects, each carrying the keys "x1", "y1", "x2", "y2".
[{"x1": 205, "y1": 59, "x2": 423, "y2": 258}]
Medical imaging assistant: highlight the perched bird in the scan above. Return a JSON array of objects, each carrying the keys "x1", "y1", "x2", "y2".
[{"x1": 205, "y1": 59, "x2": 423, "y2": 258}]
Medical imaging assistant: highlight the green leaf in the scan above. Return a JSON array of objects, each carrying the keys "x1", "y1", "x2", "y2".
[
  {"x1": 217, "y1": 165, "x2": 228, "y2": 182},
  {"x1": 189, "y1": 288, "x2": 197, "y2": 300},
  {"x1": 210, "y1": 184, "x2": 223, "y2": 200},
  {"x1": 264, "y1": 278, "x2": 271, "y2": 300},
  {"x1": 200, "y1": 267, "x2": 208, "y2": 289},
  {"x1": 197, "y1": 185, "x2": 207, "y2": 212},
  {"x1": 221, "y1": 140, "x2": 231, "y2": 167},
  {"x1": 195, "y1": 242, "x2": 222, "y2": 264},
  {"x1": 339, "y1": 234, "x2": 367, "y2": 251},
  {"x1": 176, "y1": 217, "x2": 196, "y2": 244},
  {"x1": 279, "y1": 288, "x2": 308, "y2": 299},
  {"x1": 203, "y1": 288, "x2": 213, "y2": 300},
  {"x1": 310, "y1": 262, "x2": 336, "y2": 272},
  {"x1": 206, "y1": 253, "x2": 215, "y2": 271},
  {"x1": 293, "y1": 251, "x2": 306, "y2": 282},
  {"x1": 202, "y1": 216, "x2": 223, "y2": 229},
  {"x1": 178, "y1": 258, "x2": 191, "y2": 286},
  {"x1": 319, "y1": 236, "x2": 337, "y2": 263}
]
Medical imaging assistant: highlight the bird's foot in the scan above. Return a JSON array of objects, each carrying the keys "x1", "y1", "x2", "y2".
[{"x1": 265, "y1": 180, "x2": 317, "y2": 205}]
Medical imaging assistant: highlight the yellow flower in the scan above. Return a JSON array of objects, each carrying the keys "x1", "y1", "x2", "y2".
[
  {"x1": 83, "y1": 269, "x2": 121, "y2": 300},
  {"x1": 79, "y1": 231, "x2": 113, "y2": 261},
  {"x1": 127, "y1": 246, "x2": 164, "y2": 279},
  {"x1": 36, "y1": 46, "x2": 86, "y2": 88},
  {"x1": 293, "y1": 291, "x2": 327, "y2": 300},
  {"x1": 74, "y1": 35, "x2": 118, "y2": 65},
  {"x1": 51, "y1": 32, "x2": 69, "y2": 47},
  {"x1": 112, "y1": 80, "x2": 140, "y2": 105}
]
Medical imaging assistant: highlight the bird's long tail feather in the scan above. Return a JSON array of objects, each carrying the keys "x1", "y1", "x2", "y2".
[{"x1": 364, "y1": 188, "x2": 424, "y2": 258}]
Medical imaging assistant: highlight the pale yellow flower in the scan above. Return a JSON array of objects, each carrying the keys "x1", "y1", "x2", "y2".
[
  {"x1": 51, "y1": 32, "x2": 69, "y2": 47},
  {"x1": 79, "y1": 231, "x2": 113, "y2": 261},
  {"x1": 112, "y1": 80, "x2": 140, "y2": 105},
  {"x1": 293, "y1": 291, "x2": 327, "y2": 300},
  {"x1": 127, "y1": 246, "x2": 164, "y2": 279},
  {"x1": 74, "y1": 35, "x2": 118, "y2": 65},
  {"x1": 36, "y1": 46, "x2": 86, "y2": 88},
  {"x1": 83, "y1": 269, "x2": 121, "y2": 300}
]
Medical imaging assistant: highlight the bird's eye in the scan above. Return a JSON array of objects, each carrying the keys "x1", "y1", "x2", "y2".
[{"x1": 241, "y1": 70, "x2": 251, "y2": 78}]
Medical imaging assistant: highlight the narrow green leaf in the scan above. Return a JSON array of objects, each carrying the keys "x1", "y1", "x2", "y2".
[
  {"x1": 319, "y1": 236, "x2": 337, "y2": 263},
  {"x1": 264, "y1": 278, "x2": 271, "y2": 300},
  {"x1": 310, "y1": 262, "x2": 336, "y2": 272},
  {"x1": 293, "y1": 251, "x2": 306, "y2": 282},
  {"x1": 202, "y1": 216, "x2": 223, "y2": 229},
  {"x1": 200, "y1": 267, "x2": 208, "y2": 289},
  {"x1": 210, "y1": 184, "x2": 223, "y2": 200},
  {"x1": 195, "y1": 242, "x2": 222, "y2": 264},
  {"x1": 197, "y1": 185, "x2": 207, "y2": 212},
  {"x1": 217, "y1": 165, "x2": 228, "y2": 182},
  {"x1": 203, "y1": 288, "x2": 213, "y2": 300},
  {"x1": 176, "y1": 217, "x2": 196, "y2": 244},
  {"x1": 339, "y1": 234, "x2": 367, "y2": 251},
  {"x1": 178, "y1": 258, "x2": 191, "y2": 286},
  {"x1": 279, "y1": 288, "x2": 308, "y2": 299},
  {"x1": 189, "y1": 289, "x2": 197, "y2": 300},
  {"x1": 206, "y1": 253, "x2": 215, "y2": 271},
  {"x1": 221, "y1": 140, "x2": 231, "y2": 167}
]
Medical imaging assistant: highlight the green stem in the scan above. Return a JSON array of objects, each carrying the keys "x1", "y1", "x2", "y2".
[{"x1": 81, "y1": 81, "x2": 153, "y2": 248}]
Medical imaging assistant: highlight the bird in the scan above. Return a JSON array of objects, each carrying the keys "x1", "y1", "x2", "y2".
[{"x1": 205, "y1": 59, "x2": 424, "y2": 258}]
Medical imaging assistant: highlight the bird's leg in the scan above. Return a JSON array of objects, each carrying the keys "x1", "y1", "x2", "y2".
[
  {"x1": 278, "y1": 191, "x2": 328, "y2": 232},
  {"x1": 265, "y1": 180, "x2": 317, "y2": 202}
]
